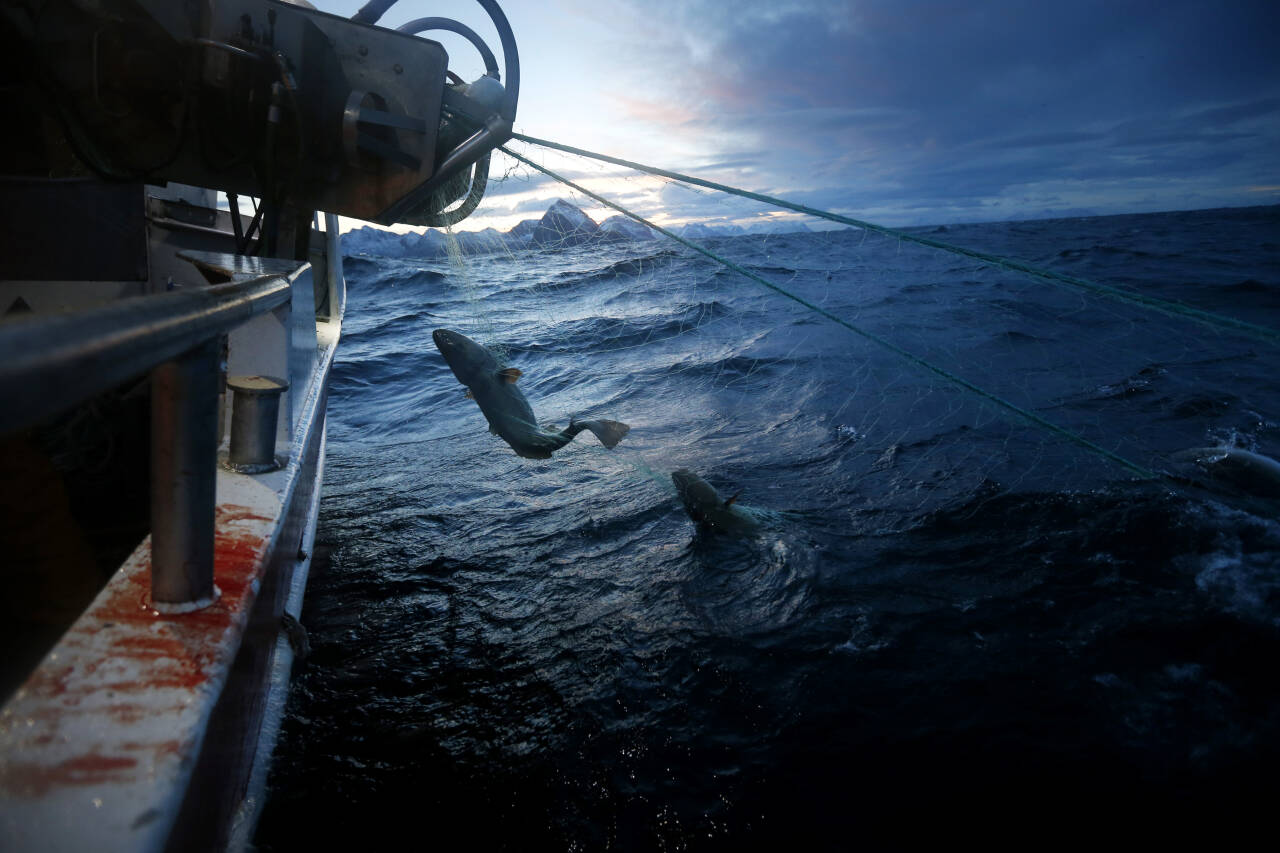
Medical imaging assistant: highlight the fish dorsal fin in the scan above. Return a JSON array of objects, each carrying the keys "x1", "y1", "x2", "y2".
[
  {"x1": 498, "y1": 367, "x2": 522, "y2": 384},
  {"x1": 724, "y1": 491, "x2": 741, "y2": 508},
  {"x1": 463, "y1": 387, "x2": 474, "y2": 399}
]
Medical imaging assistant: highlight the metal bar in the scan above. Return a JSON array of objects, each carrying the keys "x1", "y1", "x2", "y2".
[
  {"x1": 375, "y1": 113, "x2": 511, "y2": 224},
  {"x1": 441, "y1": 87, "x2": 491, "y2": 124},
  {"x1": 356, "y1": 130, "x2": 422, "y2": 170},
  {"x1": 150, "y1": 339, "x2": 220, "y2": 608},
  {"x1": 357, "y1": 107, "x2": 427, "y2": 133},
  {"x1": 0, "y1": 274, "x2": 291, "y2": 436}
]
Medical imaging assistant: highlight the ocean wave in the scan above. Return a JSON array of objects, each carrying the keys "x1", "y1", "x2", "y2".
[
  {"x1": 345, "y1": 260, "x2": 448, "y2": 289},
  {"x1": 341, "y1": 256, "x2": 381, "y2": 278},
  {"x1": 547, "y1": 249, "x2": 682, "y2": 288},
  {"x1": 506, "y1": 301, "x2": 737, "y2": 354},
  {"x1": 712, "y1": 263, "x2": 800, "y2": 279},
  {"x1": 1055, "y1": 245, "x2": 1159, "y2": 261},
  {"x1": 656, "y1": 352, "x2": 802, "y2": 382},
  {"x1": 331, "y1": 350, "x2": 451, "y2": 392},
  {"x1": 898, "y1": 281, "x2": 940, "y2": 295},
  {"x1": 509, "y1": 248, "x2": 687, "y2": 299},
  {"x1": 1091, "y1": 365, "x2": 1166, "y2": 400},
  {"x1": 340, "y1": 310, "x2": 440, "y2": 345},
  {"x1": 993, "y1": 329, "x2": 1045, "y2": 345},
  {"x1": 1169, "y1": 393, "x2": 1237, "y2": 418},
  {"x1": 1193, "y1": 512, "x2": 1280, "y2": 624},
  {"x1": 261, "y1": 207, "x2": 1280, "y2": 852},
  {"x1": 1220, "y1": 278, "x2": 1278, "y2": 294}
]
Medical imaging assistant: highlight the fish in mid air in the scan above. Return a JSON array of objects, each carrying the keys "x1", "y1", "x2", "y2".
[
  {"x1": 671, "y1": 468, "x2": 775, "y2": 536},
  {"x1": 432, "y1": 328, "x2": 630, "y2": 459}
]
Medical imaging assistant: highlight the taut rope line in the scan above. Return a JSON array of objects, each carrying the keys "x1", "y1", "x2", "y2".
[
  {"x1": 510, "y1": 133, "x2": 1280, "y2": 349},
  {"x1": 500, "y1": 144, "x2": 1158, "y2": 480}
]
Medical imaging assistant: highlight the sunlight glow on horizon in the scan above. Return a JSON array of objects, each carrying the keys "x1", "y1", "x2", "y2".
[{"x1": 313, "y1": 0, "x2": 1277, "y2": 235}]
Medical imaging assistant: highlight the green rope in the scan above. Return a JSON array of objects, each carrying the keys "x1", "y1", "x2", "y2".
[
  {"x1": 500, "y1": 145, "x2": 1159, "y2": 481},
  {"x1": 510, "y1": 133, "x2": 1280, "y2": 349}
]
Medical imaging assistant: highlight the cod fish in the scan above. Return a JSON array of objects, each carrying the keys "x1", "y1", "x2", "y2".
[
  {"x1": 432, "y1": 328, "x2": 630, "y2": 459},
  {"x1": 1172, "y1": 445, "x2": 1280, "y2": 499},
  {"x1": 671, "y1": 468, "x2": 774, "y2": 536}
]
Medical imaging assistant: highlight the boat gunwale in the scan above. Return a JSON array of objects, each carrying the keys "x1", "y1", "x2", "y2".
[{"x1": 0, "y1": 263, "x2": 342, "y2": 852}]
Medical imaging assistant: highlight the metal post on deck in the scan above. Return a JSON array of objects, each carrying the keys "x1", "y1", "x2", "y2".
[{"x1": 150, "y1": 338, "x2": 221, "y2": 610}]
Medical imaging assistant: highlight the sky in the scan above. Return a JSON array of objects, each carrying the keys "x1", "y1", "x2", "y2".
[{"x1": 318, "y1": 0, "x2": 1280, "y2": 233}]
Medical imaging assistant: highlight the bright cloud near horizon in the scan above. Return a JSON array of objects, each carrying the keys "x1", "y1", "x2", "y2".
[{"x1": 321, "y1": 0, "x2": 1280, "y2": 234}]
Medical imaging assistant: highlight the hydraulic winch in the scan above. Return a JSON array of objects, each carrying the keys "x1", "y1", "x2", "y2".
[{"x1": 0, "y1": 0, "x2": 519, "y2": 227}]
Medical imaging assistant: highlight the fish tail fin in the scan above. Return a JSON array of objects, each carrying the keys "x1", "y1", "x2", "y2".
[{"x1": 576, "y1": 418, "x2": 630, "y2": 449}]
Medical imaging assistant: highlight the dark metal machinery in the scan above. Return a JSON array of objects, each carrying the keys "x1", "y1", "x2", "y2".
[
  {"x1": 0, "y1": 0, "x2": 519, "y2": 673},
  {"x1": 0, "y1": 0, "x2": 519, "y2": 231}
]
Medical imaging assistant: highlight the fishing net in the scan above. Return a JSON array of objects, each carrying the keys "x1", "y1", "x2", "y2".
[
  {"x1": 280, "y1": 140, "x2": 1280, "y2": 852},
  {"x1": 351, "y1": 137, "x2": 1280, "y2": 523}
]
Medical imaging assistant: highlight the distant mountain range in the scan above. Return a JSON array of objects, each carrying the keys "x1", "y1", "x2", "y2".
[{"x1": 341, "y1": 199, "x2": 814, "y2": 259}]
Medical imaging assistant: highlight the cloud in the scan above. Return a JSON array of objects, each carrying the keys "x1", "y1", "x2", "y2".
[
  {"x1": 990, "y1": 132, "x2": 1108, "y2": 150},
  {"x1": 586, "y1": 0, "x2": 1280, "y2": 223},
  {"x1": 691, "y1": 156, "x2": 766, "y2": 172}
]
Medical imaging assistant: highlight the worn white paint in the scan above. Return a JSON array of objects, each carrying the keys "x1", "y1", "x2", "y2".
[{"x1": 0, "y1": 254, "x2": 342, "y2": 852}]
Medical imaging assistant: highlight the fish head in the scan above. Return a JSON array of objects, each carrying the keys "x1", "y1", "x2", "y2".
[
  {"x1": 671, "y1": 468, "x2": 722, "y2": 518},
  {"x1": 433, "y1": 328, "x2": 498, "y2": 385}
]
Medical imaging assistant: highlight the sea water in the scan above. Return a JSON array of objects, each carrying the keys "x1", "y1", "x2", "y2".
[{"x1": 256, "y1": 205, "x2": 1280, "y2": 847}]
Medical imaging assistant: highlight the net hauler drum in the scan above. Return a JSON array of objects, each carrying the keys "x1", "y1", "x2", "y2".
[{"x1": 0, "y1": 0, "x2": 519, "y2": 228}]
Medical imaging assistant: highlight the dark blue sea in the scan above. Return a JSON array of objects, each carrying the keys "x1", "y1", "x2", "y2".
[{"x1": 257, "y1": 205, "x2": 1280, "y2": 848}]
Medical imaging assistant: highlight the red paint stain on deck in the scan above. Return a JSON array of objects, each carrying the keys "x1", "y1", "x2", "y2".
[
  {"x1": 218, "y1": 506, "x2": 272, "y2": 525},
  {"x1": 93, "y1": 568, "x2": 158, "y2": 624},
  {"x1": 100, "y1": 704, "x2": 190, "y2": 726},
  {"x1": 0, "y1": 753, "x2": 138, "y2": 798},
  {"x1": 1, "y1": 502, "x2": 286, "y2": 801},
  {"x1": 27, "y1": 665, "x2": 75, "y2": 697},
  {"x1": 103, "y1": 704, "x2": 150, "y2": 726},
  {"x1": 12, "y1": 501, "x2": 278, "y2": 721},
  {"x1": 120, "y1": 739, "x2": 186, "y2": 761}
]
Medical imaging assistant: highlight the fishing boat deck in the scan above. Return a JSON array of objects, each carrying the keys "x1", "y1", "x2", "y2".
[{"x1": 0, "y1": 240, "x2": 343, "y2": 850}]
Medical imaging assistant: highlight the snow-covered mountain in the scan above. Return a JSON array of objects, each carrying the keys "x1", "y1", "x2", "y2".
[
  {"x1": 744, "y1": 220, "x2": 812, "y2": 235},
  {"x1": 529, "y1": 199, "x2": 606, "y2": 247},
  {"x1": 600, "y1": 215, "x2": 656, "y2": 241},
  {"x1": 340, "y1": 200, "x2": 815, "y2": 259}
]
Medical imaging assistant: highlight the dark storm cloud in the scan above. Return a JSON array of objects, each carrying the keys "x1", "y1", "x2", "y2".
[{"x1": 616, "y1": 0, "x2": 1280, "y2": 222}]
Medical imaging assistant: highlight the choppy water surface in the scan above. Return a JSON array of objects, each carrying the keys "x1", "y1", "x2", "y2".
[{"x1": 257, "y1": 206, "x2": 1280, "y2": 847}]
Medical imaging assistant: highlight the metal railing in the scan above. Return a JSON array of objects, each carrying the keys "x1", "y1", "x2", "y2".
[{"x1": 0, "y1": 273, "x2": 294, "y2": 608}]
